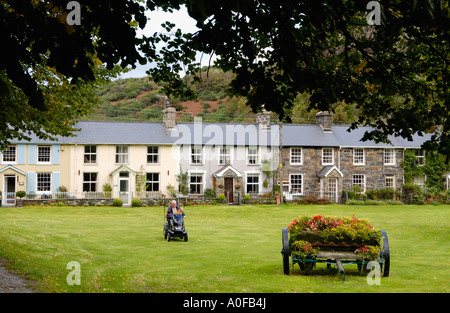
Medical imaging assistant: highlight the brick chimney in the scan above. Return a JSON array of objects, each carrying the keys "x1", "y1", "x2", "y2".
[
  {"x1": 256, "y1": 106, "x2": 271, "y2": 129},
  {"x1": 316, "y1": 111, "x2": 332, "y2": 131},
  {"x1": 163, "y1": 100, "x2": 176, "y2": 129}
]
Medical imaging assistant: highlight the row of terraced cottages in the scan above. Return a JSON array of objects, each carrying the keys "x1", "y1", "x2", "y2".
[{"x1": 0, "y1": 106, "x2": 433, "y2": 206}]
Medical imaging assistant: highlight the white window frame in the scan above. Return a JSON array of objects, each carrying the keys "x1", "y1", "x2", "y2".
[
  {"x1": 84, "y1": 145, "x2": 97, "y2": 164},
  {"x1": 218, "y1": 146, "x2": 232, "y2": 165},
  {"x1": 245, "y1": 172, "x2": 260, "y2": 194},
  {"x1": 190, "y1": 146, "x2": 203, "y2": 165},
  {"x1": 37, "y1": 145, "x2": 51, "y2": 164},
  {"x1": 290, "y1": 148, "x2": 303, "y2": 165},
  {"x1": 115, "y1": 146, "x2": 129, "y2": 164},
  {"x1": 353, "y1": 148, "x2": 365, "y2": 165},
  {"x1": 189, "y1": 172, "x2": 204, "y2": 194},
  {"x1": 36, "y1": 172, "x2": 51, "y2": 193},
  {"x1": 147, "y1": 146, "x2": 159, "y2": 164},
  {"x1": 279, "y1": 180, "x2": 290, "y2": 193},
  {"x1": 246, "y1": 147, "x2": 259, "y2": 165},
  {"x1": 415, "y1": 149, "x2": 425, "y2": 166},
  {"x1": 289, "y1": 174, "x2": 303, "y2": 195},
  {"x1": 352, "y1": 174, "x2": 366, "y2": 192},
  {"x1": 385, "y1": 175, "x2": 395, "y2": 189},
  {"x1": 1, "y1": 145, "x2": 17, "y2": 164},
  {"x1": 413, "y1": 175, "x2": 426, "y2": 188},
  {"x1": 145, "y1": 172, "x2": 160, "y2": 192},
  {"x1": 82, "y1": 172, "x2": 98, "y2": 192},
  {"x1": 384, "y1": 149, "x2": 396, "y2": 165},
  {"x1": 322, "y1": 148, "x2": 334, "y2": 165}
]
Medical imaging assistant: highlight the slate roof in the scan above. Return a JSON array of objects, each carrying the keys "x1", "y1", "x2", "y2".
[
  {"x1": 69, "y1": 121, "x2": 174, "y2": 145},
  {"x1": 318, "y1": 165, "x2": 343, "y2": 177},
  {"x1": 13, "y1": 121, "x2": 174, "y2": 145},
  {"x1": 170, "y1": 122, "x2": 280, "y2": 146},
  {"x1": 282, "y1": 124, "x2": 339, "y2": 147},
  {"x1": 11, "y1": 120, "x2": 431, "y2": 149},
  {"x1": 282, "y1": 124, "x2": 431, "y2": 148}
]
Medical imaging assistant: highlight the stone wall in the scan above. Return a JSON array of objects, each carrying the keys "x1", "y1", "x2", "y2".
[
  {"x1": 281, "y1": 147, "x2": 338, "y2": 195},
  {"x1": 339, "y1": 148, "x2": 404, "y2": 190},
  {"x1": 281, "y1": 147, "x2": 404, "y2": 195}
]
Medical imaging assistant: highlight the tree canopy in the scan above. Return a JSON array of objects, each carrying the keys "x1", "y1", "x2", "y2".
[
  {"x1": 0, "y1": 0, "x2": 146, "y2": 147},
  {"x1": 145, "y1": 0, "x2": 449, "y2": 157},
  {"x1": 1, "y1": 0, "x2": 448, "y2": 157}
]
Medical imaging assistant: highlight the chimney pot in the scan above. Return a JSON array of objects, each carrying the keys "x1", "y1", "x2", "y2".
[
  {"x1": 163, "y1": 105, "x2": 176, "y2": 129},
  {"x1": 256, "y1": 107, "x2": 271, "y2": 129},
  {"x1": 316, "y1": 111, "x2": 332, "y2": 131}
]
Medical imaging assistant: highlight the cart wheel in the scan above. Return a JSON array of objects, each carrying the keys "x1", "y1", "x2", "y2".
[
  {"x1": 184, "y1": 234, "x2": 188, "y2": 242},
  {"x1": 281, "y1": 228, "x2": 290, "y2": 275},
  {"x1": 167, "y1": 233, "x2": 171, "y2": 242},
  {"x1": 380, "y1": 230, "x2": 390, "y2": 277}
]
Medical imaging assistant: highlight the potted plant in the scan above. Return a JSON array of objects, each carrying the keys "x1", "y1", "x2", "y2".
[
  {"x1": 16, "y1": 190, "x2": 26, "y2": 199},
  {"x1": 16, "y1": 191, "x2": 26, "y2": 207},
  {"x1": 218, "y1": 193, "x2": 226, "y2": 203}
]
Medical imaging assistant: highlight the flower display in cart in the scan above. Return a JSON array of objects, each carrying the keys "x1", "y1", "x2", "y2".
[{"x1": 288, "y1": 215, "x2": 383, "y2": 247}]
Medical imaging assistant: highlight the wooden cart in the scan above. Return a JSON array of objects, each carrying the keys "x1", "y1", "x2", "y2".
[{"x1": 281, "y1": 227, "x2": 390, "y2": 282}]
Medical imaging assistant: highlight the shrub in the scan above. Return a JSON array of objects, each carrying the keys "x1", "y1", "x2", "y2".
[
  {"x1": 218, "y1": 193, "x2": 226, "y2": 203},
  {"x1": 384, "y1": 200, "x2": 404, "y2": 205},
  {"x1": 244, "y1": 194, "x2": 251, "y2": 201},
  {"x1": 102, "y1": 183, "x2": 112, "y2": 198},
  {"x1": 131, "y1": 198, "x2": 142, "y2": 207},
  {"x1": 57, "y1": 185, "x2": 68, "y2": 193},
  {"x1": 204, "y1": 188, "x2": 216, "y2": 199},
  {"x1": 402, "y1": 183, "x2": 423, "y2": 198},
  {"x1": 346, "y1": 200, "x2": 365, "y2": 205},
  {"x1": 366, "y1": 188, "x2": 396, "y2": 200},
  {"x1": 112, "y1": 198, "x2": 123, "y2": 207},
  {"x1": 342, "y1": 190, "x2": 356, "y2": 200},
  {"x1": 16, "y1": 191, "x2": 26, "y2": 199},
  {"x1": 364, "y1": 199, "x2": 383, "y2": 205},
  {"x1": 411, "y1": 199, "x2": 427, "y2": 205}
]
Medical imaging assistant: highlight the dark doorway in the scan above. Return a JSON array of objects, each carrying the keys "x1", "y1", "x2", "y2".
[{"x1": 224, "y1": 177, "x2": 233, "y2": 203}]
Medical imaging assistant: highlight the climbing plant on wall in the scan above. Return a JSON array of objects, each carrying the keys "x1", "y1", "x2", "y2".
[{"x1": 402, "y1": 150, "x2": 449, "y2": 190}]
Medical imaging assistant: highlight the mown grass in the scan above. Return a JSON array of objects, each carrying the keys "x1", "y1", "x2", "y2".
[{"x1": 0, "y1": 204, "x2": 448, "y2": 293}]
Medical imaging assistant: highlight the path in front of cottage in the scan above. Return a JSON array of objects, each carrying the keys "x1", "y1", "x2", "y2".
[{"x1": 0, "y1": 258, "x2": 34, "y2": 293}]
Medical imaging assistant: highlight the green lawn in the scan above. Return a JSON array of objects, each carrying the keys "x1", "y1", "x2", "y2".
[{"x1": 0, "y1": 204, "x2": 448, "y2": 293}]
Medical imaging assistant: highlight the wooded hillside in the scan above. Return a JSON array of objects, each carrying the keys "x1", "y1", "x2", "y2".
[{"x1": 86, "y1": 68, "x2": 359, "y2": 124}]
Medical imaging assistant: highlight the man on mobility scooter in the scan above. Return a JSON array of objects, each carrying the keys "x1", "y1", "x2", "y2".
[{"x1": 164, "y1": 200, "x2": 188, "y2": 241}]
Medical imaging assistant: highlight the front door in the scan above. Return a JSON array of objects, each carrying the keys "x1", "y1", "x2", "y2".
[
  {"x1": 119, "y1": 172, "x2": 130, "y2": 206},
  {"x1": 328, "y1": 178, "x2": 338, "y2": 203},
  {"x1": 224, "y1": 177, "x2": 233, "y2": 203},
  {"x1": 3, "y1": 175, "x2": 16, "y2": 206}
]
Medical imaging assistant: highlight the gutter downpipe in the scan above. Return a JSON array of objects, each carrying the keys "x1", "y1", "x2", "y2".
[{"x1": 74, "y1": 143, "x2": 77, "y2": 195}]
